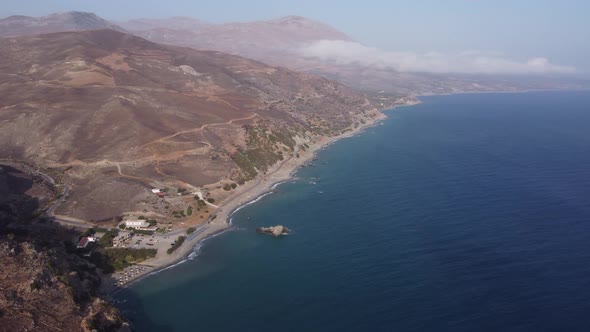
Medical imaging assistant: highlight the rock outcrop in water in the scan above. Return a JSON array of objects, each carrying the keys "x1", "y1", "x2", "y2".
[{"x1": 257, "y1": 225, "x2": 290, "y2": 237}]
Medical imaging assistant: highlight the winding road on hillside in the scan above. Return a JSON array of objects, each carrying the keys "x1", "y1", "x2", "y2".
[
  {"x1": 25, "y1": 168, "x2": 94, "y2": 229},
  {"x1": 47, "y1": 112, "x2": 260, "y2": 187},
  {"x1": 136, "y1": 112, "x2": 259, "y2": 152},
  {"x1": 0, "y1": 161, "x2": 91, "y2": 228},
  {"x1": 35, "y1": 112, "x2": 263, "y2": 228},
  {"x1": 45, "y1": 186, "x2": 93, "y2": 228}
]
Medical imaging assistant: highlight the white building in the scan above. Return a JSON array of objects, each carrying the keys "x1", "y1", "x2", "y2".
[{"x1": 125, "y1": 220, "x2": 149, "y2": 229}]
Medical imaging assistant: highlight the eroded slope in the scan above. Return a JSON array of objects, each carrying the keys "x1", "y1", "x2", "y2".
[{"x1": 0, "y1": 29, "x2": 379, "y2": 221}]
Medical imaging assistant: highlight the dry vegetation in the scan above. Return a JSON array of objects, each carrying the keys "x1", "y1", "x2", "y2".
[
  {"x1": 0, "y1": 164, "x2": 125, "y2": 331},
  {"x1": 0, "y1": 29, "x2": 379, "y2": 223}
]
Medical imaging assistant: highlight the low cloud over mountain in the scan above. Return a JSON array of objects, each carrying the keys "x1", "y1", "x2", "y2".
[{"x1": 299, "y1": 40, "x2": 576, "y2": 74}]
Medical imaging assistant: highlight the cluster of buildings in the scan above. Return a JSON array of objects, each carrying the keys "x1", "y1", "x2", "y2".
[{"x1": 74, "y1": 217, "x2": 161, "y2": 251}]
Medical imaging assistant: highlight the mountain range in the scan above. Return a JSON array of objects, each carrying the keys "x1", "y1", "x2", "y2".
[
  {"x1": 118, "y1": 16, "x2": 590, "y2": 94},
  {"x1": 3, "y1": 12, "x2": 588, "y2": 94},
  {"x1": 0, "y1": 11, "x2": 126, "y2": 37},
  {"x1": 1, "y1": 11, "x2": 588, "y2": 331}
]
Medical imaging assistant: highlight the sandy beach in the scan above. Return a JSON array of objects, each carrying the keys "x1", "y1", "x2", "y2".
[{"x1": 106, "y1": 106, "x2": 400, "y2": 292}]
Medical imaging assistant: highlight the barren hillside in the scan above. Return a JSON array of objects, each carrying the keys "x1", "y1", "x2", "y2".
[
  {"x1": 0, "y1": 29, "x2": 379, "y2": 221},
  {"x1": 5, "y1": 12, "x2": 587, "y2": 95}
]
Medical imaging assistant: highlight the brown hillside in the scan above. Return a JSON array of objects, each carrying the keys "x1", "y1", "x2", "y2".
[{"x1": 0, "y1": 29, "x2": 378, "y2": 221}]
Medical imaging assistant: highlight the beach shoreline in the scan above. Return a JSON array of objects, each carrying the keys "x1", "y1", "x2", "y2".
[{"x1": 107, "y1": 100, "x2": 419, "y2": 293}]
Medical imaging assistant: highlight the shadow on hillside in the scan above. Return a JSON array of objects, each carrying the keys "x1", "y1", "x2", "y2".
[
  {"x1": 0, "y1": 164, "x2": 41, "y2": 229},
  {"x1": 112, "y1": 287, "x2": 175, "y2": 332},
  {"x1": 0, "y1": 163, "x2": 173, "y2": 331}
]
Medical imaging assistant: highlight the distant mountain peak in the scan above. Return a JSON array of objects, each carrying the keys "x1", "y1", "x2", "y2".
[
  {"x1": 3, "y1": 15, "x2": 32, "y2": 20},
  {"x1": 273, "y1": 15, "x2": 308, "y2": 22},
  {"x1": 45, "y1": 11, "x2": 106, "y2": 21},
  {"x1": 0, "y1": 11, "x2": 126, "y2": 37},
  {"x1": 64, "y1": 10, "x2": 96, "y2": 16},
  {"x1": 270, "y1": 15, "x2": 335, "y2": 28},
  {"x1": 117, "y1": 16, "x2": 209, "y2": 31}
]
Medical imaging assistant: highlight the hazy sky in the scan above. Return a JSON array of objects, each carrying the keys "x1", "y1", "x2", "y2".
[{"x1": 2, "y1": 0, "x2": 589, "y2": 73}]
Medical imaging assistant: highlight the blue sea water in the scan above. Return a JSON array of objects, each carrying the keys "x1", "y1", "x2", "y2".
[{"x1": 117, "y1": 91, "x2": 590, "y2": 332}]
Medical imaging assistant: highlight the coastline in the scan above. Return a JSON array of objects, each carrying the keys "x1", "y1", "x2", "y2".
[
  {"x1": 97, "y1": 90, "x2": 590, "y2": 292},
  {"x1": 418, "y1": 87, "x2": 590, "y2": 97},
  {"x1": 107, "y1": 102, "x2": 410, "y2": 292},
  {"x1": 112, "y1": 90, "x2": 590, "y2": 332}
]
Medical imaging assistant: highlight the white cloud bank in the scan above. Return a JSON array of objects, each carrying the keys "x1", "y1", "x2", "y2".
[{"x1": 299, "y1": 40, "x2": 576, "y2": 74}]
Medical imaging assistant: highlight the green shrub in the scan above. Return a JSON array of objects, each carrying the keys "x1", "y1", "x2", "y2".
[
  {"x1": 58, "y1": 275, "x2": 69, "y2": 285},
  {"x1": 30, "y1": 280, "x2": 42, "y2": 291},
  {"x1": 186, "y1": 227, "x2": 196, "y2": 234},
  {"x1": 172, "y1": 210, "x2": 186, "y2": 218},
  {"x1": 82, "y1": 228, "x2": 96, "y2": 237},
  {"x1": 167, "y1": 236, "x2": 186, "y2": 254},
  {"x1": 92, "y1": 248, "x2": 157, "y2": 272},
  {"x1": 230, "y1": 151, "x2": 258, "y2": 180},
  {"x1": 98, "y1": 229, "x2": 119, "y2": 247},
  {"x1": 132, "y1": 229, "x2": 154, "y2": 236}
]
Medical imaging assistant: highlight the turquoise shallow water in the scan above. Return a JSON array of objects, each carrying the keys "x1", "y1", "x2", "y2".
[{"x1": 117, "y1": 91, "x2": 590, "y2": 331}]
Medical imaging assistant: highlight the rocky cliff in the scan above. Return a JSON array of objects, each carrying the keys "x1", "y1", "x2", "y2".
[{"x1": 0, "y1": 164, "x2": 126, "y2": 331}]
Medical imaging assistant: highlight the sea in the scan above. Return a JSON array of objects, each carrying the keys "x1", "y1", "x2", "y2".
[{"x1": 116, "y1": 91, "x2": 590, "y2": 332}]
